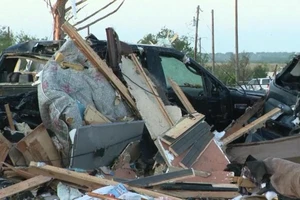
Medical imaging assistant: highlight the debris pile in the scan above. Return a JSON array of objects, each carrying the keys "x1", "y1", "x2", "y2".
[{"x1": 0, "y1": 21, "x2": 299, "y2": 200}]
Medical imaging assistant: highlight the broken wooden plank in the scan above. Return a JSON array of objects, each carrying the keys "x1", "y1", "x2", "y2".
[
  {"x1": 168, "y1": 78, "x2": 197, "y2": 114},
  {"x1": 221, "y1": 98, "x2": 265, "y2": 139},
  {"x1": 61, "y1": 22, "x2": 137, "y2": 113},
  {"x1": 131, "y1": 54, "x2": 175, "y2": 126},
  {"x1": 4, "y1": 104, "x2": 15, "y2": 131},
  {"x1": 16, "y1": 124, "x2": 61, "y2": 167},
  {"x1": 121, "y1": 57, "x2": 172, "y2": 140},
  {"x1": 0, "y1": 175, "x2": 51, "y2": 199},
  {"x1": 29, "y1": 161, "x2": 181, "y2": 200},
  {"x1": 226, "y1": 134, "x2": 300, "y2": 163},
  {"x1": 84, "y1": 105, "x2": 111, "y2": 125},
  {"x1": 87, "y1": 192, "x2": 118, "y2": 200},
  {"x1": 164, "y1": 113, "x2": 204, "y2": 139},
  {"x1": 180, "y1": 133, "x2": 214, "y2": 168},
  {"x1": 169, "y1": 121, "x2": 210, "y2": 156},
  {"x1": 2, "y1": 162, "x2": 34, "y2": 179},
  {"x1": 221, "y1": 107, "x2": 281, "y2": 145},
  {"x1": 8, "y1": 146, "x2": 27, "y2": 166},
  {"x1": 126, "y1": 169, "x2": 195, "y2": 187}
]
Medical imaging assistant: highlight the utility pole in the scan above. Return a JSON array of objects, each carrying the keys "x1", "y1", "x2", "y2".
[
  {"x1": 199, "y1": 37, "x2": 202, "y2": 64},
  {"x1": 194, "y1": 5, "x2": 200, "y2": 61},
  {"x1": 211, "y1": 9, "x2": 215, "y2": 75},
  {"x1": 235, "y1": 0, "x2": 239, "y2": 83}
]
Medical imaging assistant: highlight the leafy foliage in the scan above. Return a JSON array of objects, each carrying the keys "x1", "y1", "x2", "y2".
[{"x1": 0, "y1": 26, "x2": 47, "y2": 53}]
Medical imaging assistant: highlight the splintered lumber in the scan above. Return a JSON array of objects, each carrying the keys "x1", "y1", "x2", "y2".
[
  {"x1": 16, "y1": 124, "x2": 61, "y2": 167},
  {"x1": 87, "y1": 192, "x2": 118, "y2": 200},
  {"x1": 2, "y1": 162, "x2": 34, "y2": 179},
  {"x1": 84, "y1": 105, "x2": 111, "y2": 125},
  {"x1": 170, "y1": 121, "x2": 210, "y2": 156},
  {"x1": 61, "y1": 22, "x2": 137, "y2": 113},
  {"x1": 121, "y1": 57, "x2": 175, "y2": 139},
  {"x1": 180, "y1": 134, "x2": 214, "y2": 168},
  {"x1": 221, "y1": 98, "x2": 265, "y2": 139},
  {"x1": 0, "y1": 175, "x2": 52, "y2": 199},
  {"x1": 131, "y1": 54, "x2": 175, "y2": 126},
  {"x1": 0, "y1": 134, "x2": 12, "y2": 167},
  {"x1": 29, "y1": 162, "x2": 181, "y2": 200},
  {"x1": 164, "y1": 113, "x2": 204, "y2": 139},
  {"x1": 4, "y1": 104, "x2": 15, "y2": 131},
  {"x1": 168, "y1": 78, "x2": 197, "y2": 114},
  {"x1": 226, "y1": 134, "x2": 300, "y2": 163},
  {"x1": 221, "y1": 107, "x2": 281, "y2": 145},
  {"x1": 126, "y1": 169, "x2": 195, "y2": 187}
]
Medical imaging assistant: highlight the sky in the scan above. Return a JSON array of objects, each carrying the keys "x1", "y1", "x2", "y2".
[{"x1": 0, "y1": 0, "x2": 299, "y2": 53}]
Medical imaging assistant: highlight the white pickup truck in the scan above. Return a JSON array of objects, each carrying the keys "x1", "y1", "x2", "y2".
[{"x1": 242, "y1": 78, "x2": 272, "y2": 91}]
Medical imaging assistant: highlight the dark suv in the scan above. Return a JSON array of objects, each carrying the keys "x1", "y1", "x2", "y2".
[{"x1": 0, "y1": 37, "x2": 264, "y2": 131}]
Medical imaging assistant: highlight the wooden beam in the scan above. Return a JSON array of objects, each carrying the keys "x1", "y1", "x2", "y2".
[
  {"x1": 2, "y1": 162, "x2": 34, "y2": 179},
  {"x1": 164, "y1": 113, "x2": 204, "y2": 139},
  {"x1": 221, "y1": 98, "x2": 265, "y2": 139},
  {"x1": 221, "y1": 108, "x2": 281, "y2": 145},
  {"x1": 61, "y1": 22, "x2": 137, "y2": 113},
  {"x1": 4, "y1": 104, "x2": 15, "y2": 131},
  {"x1": 168, "y1": 78, "x2": 197, "y2": 114},
  {"x1": 0, "y1": 175, "x2": 51, "y2": 199},
  {"x1": 0, "y1": 134, "x2": 12, "y2": 168},
  {"x1": 126, "y1": 169, "x2": 195, "y2": 187},
  {"x1": 29, "y1": 162, "x2": 181, "y2": 200}
]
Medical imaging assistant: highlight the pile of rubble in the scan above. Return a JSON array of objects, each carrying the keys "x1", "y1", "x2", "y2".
[{"x1": 0, "y1": 22, "x2": 299, "y2": 200}]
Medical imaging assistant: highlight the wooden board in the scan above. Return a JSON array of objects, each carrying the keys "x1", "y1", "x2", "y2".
[
  {"x1": 226, "y1": 134, "x2": 300, "y2": 163},
  {"x1": 126, "y1": 169, "x2": 195, "y2": 187},
  {"x1": 2, "y1": 162, "x2": 34, "y2": 179},
  {"x1": 29, "y1": 162, "x2": 181, "y2": 200},
  {"x1": 169, "y1": 121, "x2": 210, "y2": 156},
  {"x1": 0, "y1": 175, "x2": 51, "y2": 199},
  {"x1": 164, "y1": 113, "x2": 204, "y2": 139},
  {"x1": 221, "y1": 108, "x2": 281, "y2": 145},
  {"x1": 16, "y1": 124, "x2": 61, "y2": 167},
  {"x1": 8, "y1": 146, "x2": 27, "y2": 166},
  {"x1": 131, "y1": 54, "x2": 175, "y2": 126},
  {"x1": 222, "y1": 98, "x2": 265, "y2": 139},
  {"x1": 61, "y1": 22, "x2": 137, "y2": 113},
  {"x1": 180, "y1": 133, "x2": 214, "y2": 168},
  {"x1": 4, "y1": 104, "x2": 15, "y2": 131},
  {"x1": 84, "y1": 105, "x2": 111, "y2": 125},
  {"x1": 121, "y1": 57, "x2": 172, "y2": 139},
  {"x1": 168, "y1": 78, "x2": 197, "y2": 114}
]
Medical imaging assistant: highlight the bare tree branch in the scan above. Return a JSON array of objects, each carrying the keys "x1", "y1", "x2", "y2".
[
  {"x1": 65, "y1": 0, "x2": 87, "y2": 12},
  {"x1": 66, "y1": 4, "x2": 88, "y2": 21},
  {"x1": 73, "y1": 0, "x2": 116, "y2": 27},
  {"x1": 76, "y1": 0, "x2": 124, "y2": 31}
]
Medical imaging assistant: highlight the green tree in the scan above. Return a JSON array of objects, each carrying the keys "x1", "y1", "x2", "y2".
[
  {"x1": 252, "y1": 65, "x2": 268, "y2": 78},
  {"x1": 0, "y1": 26, "x2": 14, "y2": 52},
  {"x1": 139, "y1": 27, "x2": 208, "y2": 65}
]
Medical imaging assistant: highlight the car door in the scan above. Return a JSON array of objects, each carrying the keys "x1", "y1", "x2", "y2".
[{"x1": 145, "y1": 50, "x2": 232, "y2": 130}]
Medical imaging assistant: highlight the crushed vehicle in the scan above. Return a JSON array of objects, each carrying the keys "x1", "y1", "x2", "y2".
[{"x1": 0, "y1": 37, "x2": 264, "y2": 131}]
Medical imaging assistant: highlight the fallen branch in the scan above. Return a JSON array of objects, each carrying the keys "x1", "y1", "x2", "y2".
[{"x1": 76, "y1": 0, "x2": 125, "y2": 31}]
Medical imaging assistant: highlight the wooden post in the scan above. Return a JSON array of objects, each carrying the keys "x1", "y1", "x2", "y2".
[
  {"x1": 4, "y1": 104, "x2": 15, "y2": 131},
  {"x1": 194, "y1": 5, "x2": 200, "y2": 61},
  {"x1": 235, "y1": 0, "x2": 239, "y2": 83}
]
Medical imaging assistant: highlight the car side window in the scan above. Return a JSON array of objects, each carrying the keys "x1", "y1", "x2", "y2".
[
  {"x1": 160, "y1": 56, "x2": 203, "y2": 88},
  {"x1": 262, "y1": 79, "x2": 269, "y2": 85}
]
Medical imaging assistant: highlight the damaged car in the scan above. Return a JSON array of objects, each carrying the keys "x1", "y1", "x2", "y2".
[{"x1": 0, "y1": 37, "x2": 264, "y2": 131}]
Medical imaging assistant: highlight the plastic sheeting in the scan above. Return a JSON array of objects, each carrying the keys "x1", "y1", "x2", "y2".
[{"x1": 37, "y1": 39, "x2": 133, "y2": 163}]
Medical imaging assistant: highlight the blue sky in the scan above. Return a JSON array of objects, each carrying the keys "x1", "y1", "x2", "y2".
[{"x1": 1, "y1": 0, "x2": 299, "y2": 53}]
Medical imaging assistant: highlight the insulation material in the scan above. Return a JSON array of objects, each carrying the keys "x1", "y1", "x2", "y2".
[{"x1": 37, "y1": 40, "x2": 133, "y2": 161}]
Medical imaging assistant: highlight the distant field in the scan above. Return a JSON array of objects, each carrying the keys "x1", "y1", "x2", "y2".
[{"x1": 204, "y1": 62, "x2": 286, "y2": 71}]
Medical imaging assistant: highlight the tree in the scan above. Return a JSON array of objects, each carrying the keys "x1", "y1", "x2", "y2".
[
  {"x1": 139, "y1": 27, "x2": 209, "y2": 64},
  {"x1": 0, "y1": 26, "x2": 14, "y2": 52},
  {"x1": 43, "y1": 0, "x2": 125, "y2": 40},
  {"x1": 252, "y1": 65, "x2": 268, "y2": 78}
]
